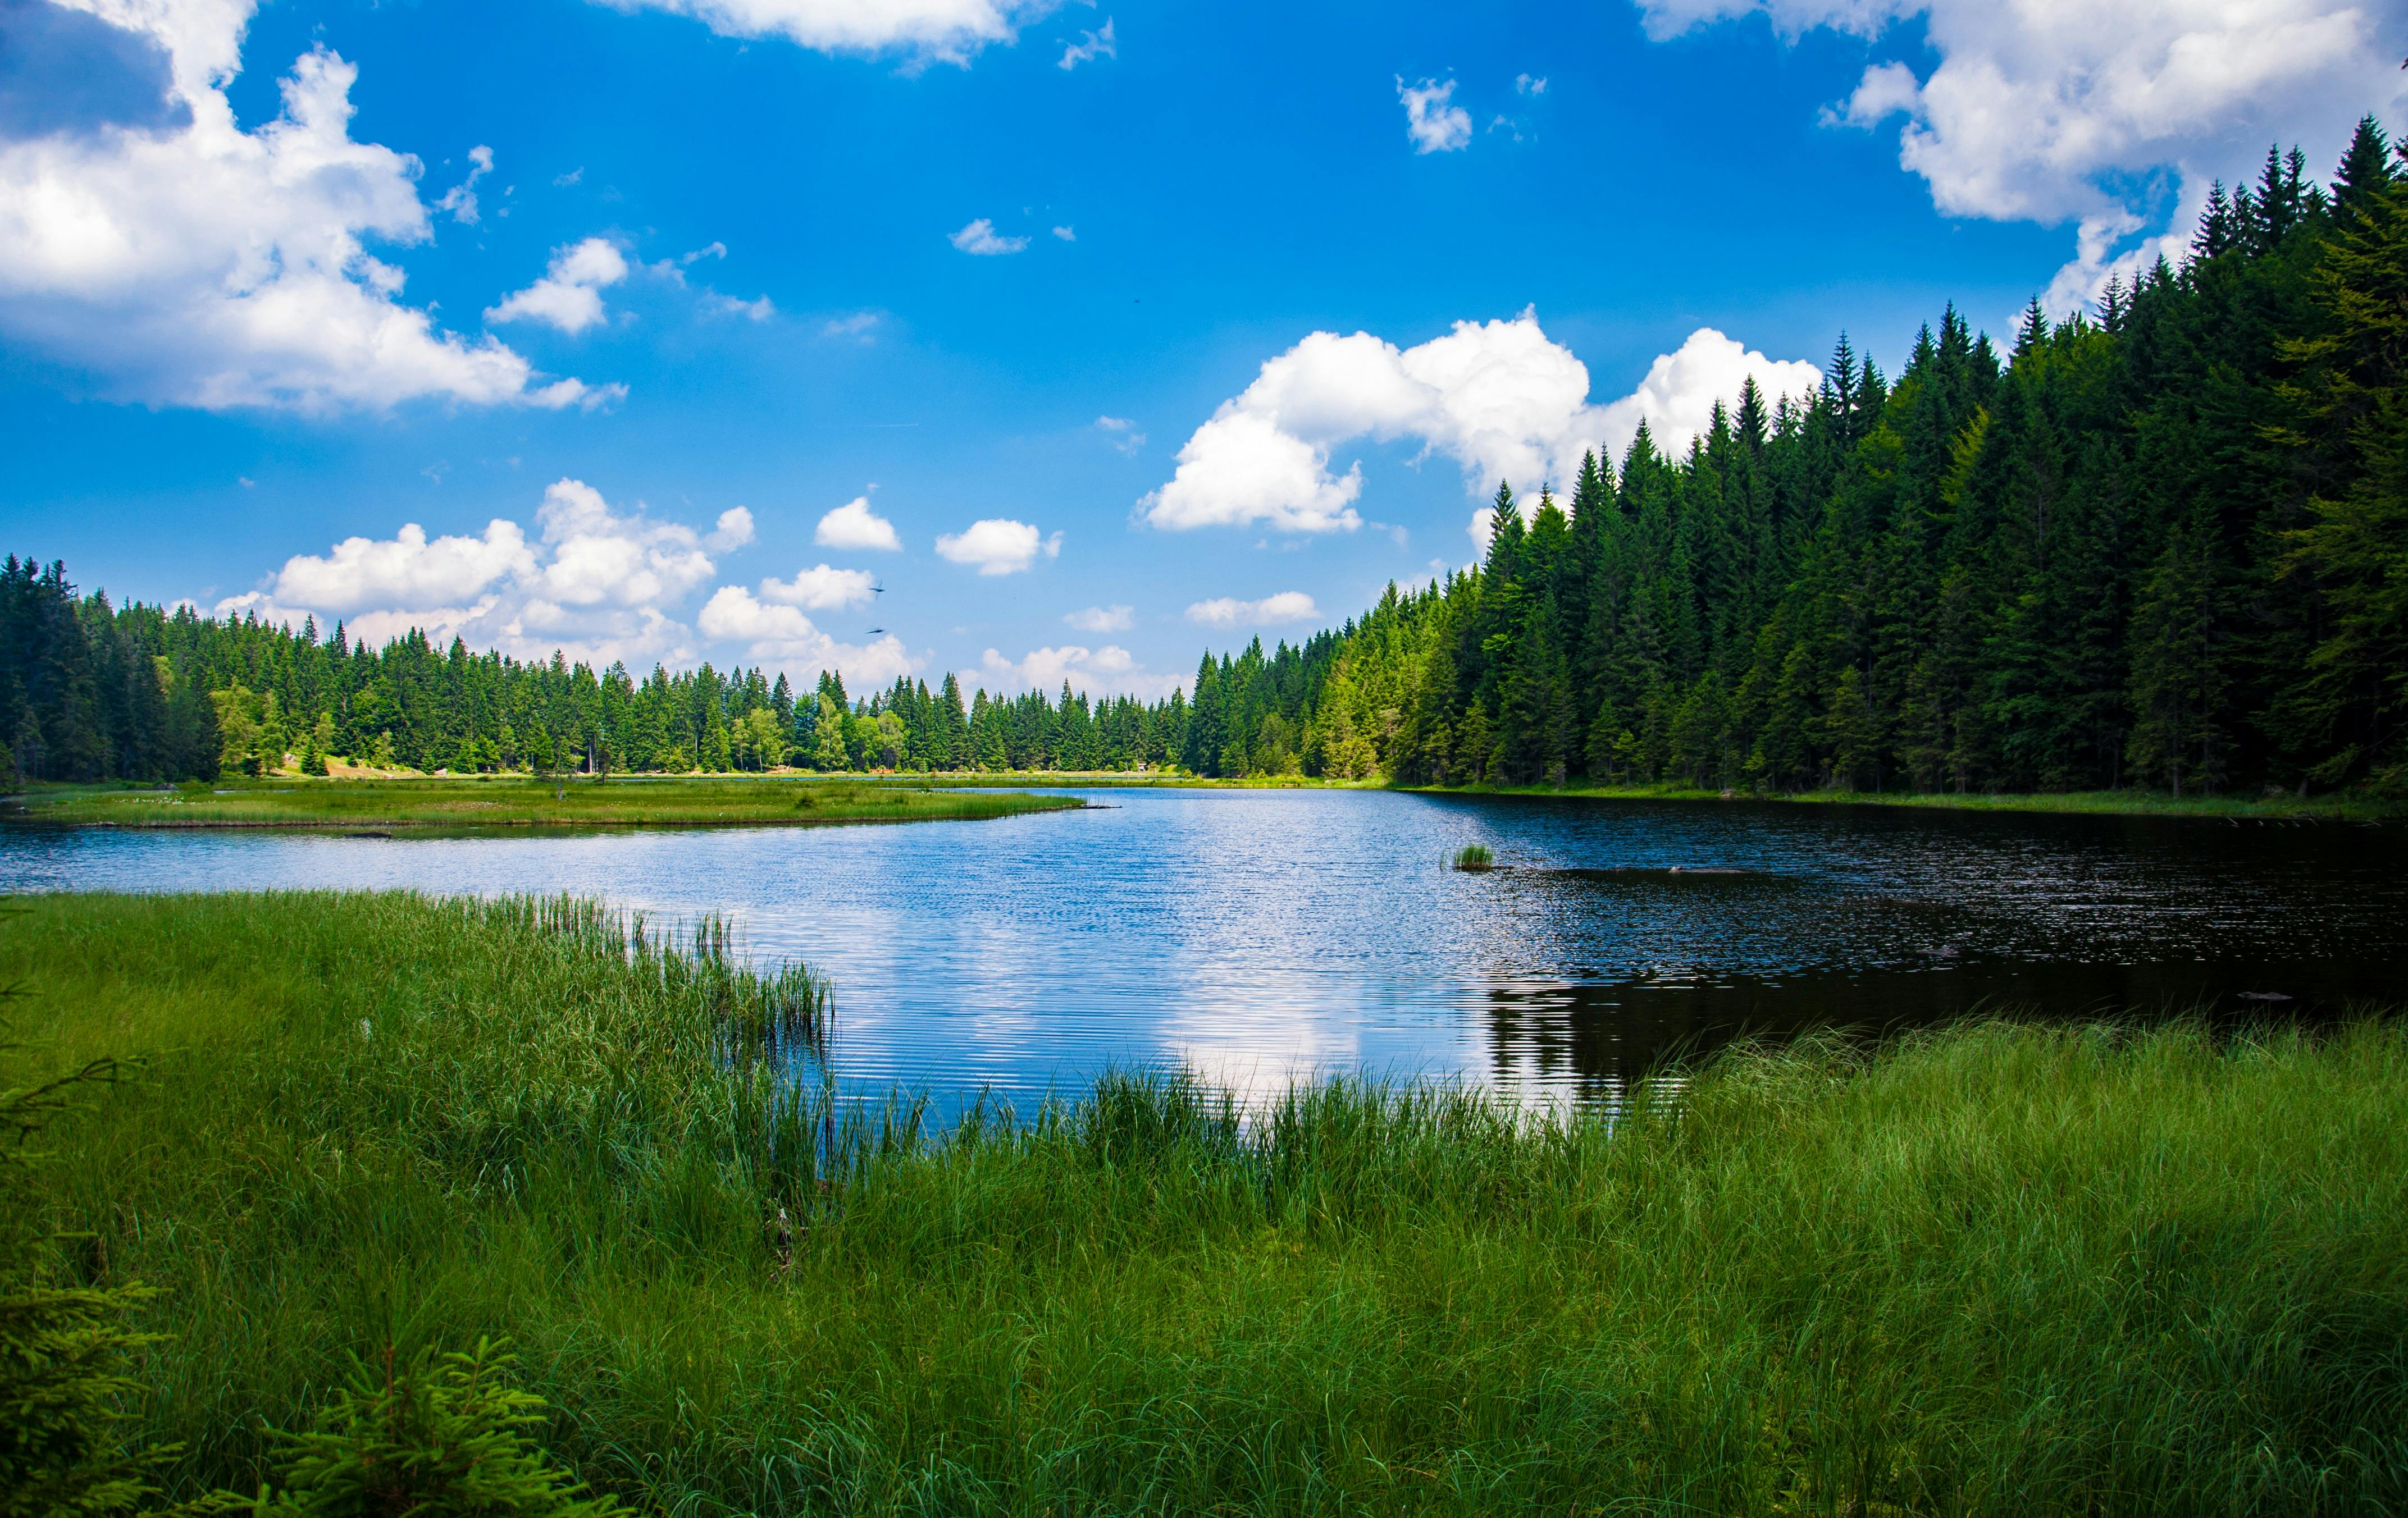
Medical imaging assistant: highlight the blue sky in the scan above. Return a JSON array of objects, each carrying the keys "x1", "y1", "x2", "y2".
[{"x1": 2, "y1": 0, "x2": 2400, "y2": 697}]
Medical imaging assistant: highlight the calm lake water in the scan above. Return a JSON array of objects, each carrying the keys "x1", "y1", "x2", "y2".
[{"x1": 3, "y1": 789, "x2": 2402, "y2": 1107}]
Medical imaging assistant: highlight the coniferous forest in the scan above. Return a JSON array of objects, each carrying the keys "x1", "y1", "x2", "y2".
[{"x1": 8, "y1": 122, "x2": 2405, "y2": 798}]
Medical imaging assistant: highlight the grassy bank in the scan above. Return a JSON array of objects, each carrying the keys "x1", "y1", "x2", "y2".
[
  {"x1": 1, "y1": 776, "x2": 1084, "y2": 831},
  {"x1": 1400, "y1": 779, "x2": 2408, "y2": 822},
  {"x1": 5, "y1": 891, "x2": 2404, "y2": 1515}
]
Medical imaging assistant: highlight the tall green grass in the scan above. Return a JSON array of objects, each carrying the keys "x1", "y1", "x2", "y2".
[{"x1": 4, "y1": 891, "x2": 2404, "y2": 1515}]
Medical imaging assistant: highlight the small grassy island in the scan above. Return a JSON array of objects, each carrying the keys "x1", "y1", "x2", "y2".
[
  {"x1": 5, "y1": 891, "x2": 2402, "y2": 1515},
  {"x1": 2, "y1": 776, "x2": 1084, "y2": 831}
]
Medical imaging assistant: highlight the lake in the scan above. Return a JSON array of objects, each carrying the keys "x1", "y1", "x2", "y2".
[{"x1": 3, "y1": 788, "x2": 2401, "y2": 1108}]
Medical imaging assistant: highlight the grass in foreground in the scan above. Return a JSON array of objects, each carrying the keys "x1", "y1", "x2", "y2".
[
  {"x1": 6, "y1": 891, "x2": 2405, "y2": 1516},
  {"x1": 2, "y1": 776, "x2": 1084, "y2": 831}
]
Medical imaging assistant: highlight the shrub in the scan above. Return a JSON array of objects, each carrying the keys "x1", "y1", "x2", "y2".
[{"x1": 225, "y1": 1340, "x2": 619, "y2": 1518}]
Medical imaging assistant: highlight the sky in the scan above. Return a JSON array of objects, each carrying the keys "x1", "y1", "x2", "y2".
[{"x1": 2, "y1": 0, "x2": 2402, "y2": 701}]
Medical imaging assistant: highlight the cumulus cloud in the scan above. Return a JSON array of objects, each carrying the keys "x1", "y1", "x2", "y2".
[
  {"x1": 527, "y1": 477, "x2": 718, "y2": 610},
  {"x1": 1397, "y1": 76, "x2": 1472, "y2": 154},
  {"x1": 936, "y1": 518, "x2": 1061, "y2": 575},
  {"x1": 705, "y1": 506, "x2": 755, "y2": 551},
  {"x1": 821, "y1": 311, "x2": 881, "y2": 340},
  {"x1": 267, "y1": 519, "x2": 533, "y2": 615},
  {"x1": 1139, "y1": 311, "x2": 1818, "y2": 536},
  {"x1": 949, "y1": 217, "x2": 1028, "y2": 255},
  {"x1": 1058, "y1": 16, "x2": 1114, "y2": 68},
  {"x1": 698, "y1": 586, "x2": 917, "y2": 684},
  {"x1": 760, "y1": 563, "x2": 877, "y2": 611},
  {"x1": 974, "y1": 643, "x2": 1184, "y2": 700},
  {"x1": 486, "y1": 237, "x2": 629, "y2": 335},
  {"x1": 1595, "y1": 328, "x2": 1823, "y2": 458},
  {"x1": 223, "y1": 478, "x2": 737, "y2": 665},
  {"x1": 1635, "y1": 0, "x2": 2407, "y2": 312},
  {"x1": 603, "y1": 0, "x2": 1047, "y2": 65},
  {"x1": 1052, "y1": 224, "x2": 1075, "y2": 241},
  {"x1": 0, "y1": 2, "x2": 604, "y2": 411},
  {"x1": 1064, "y1": 603, "x2": 1133, "y2": 632},
  {"x1": 815, "y1": 495, "x2": 903, "y2": 551},
  {"x1": 1185, "y1": 591, "x2": 1319, "y2": 628}
]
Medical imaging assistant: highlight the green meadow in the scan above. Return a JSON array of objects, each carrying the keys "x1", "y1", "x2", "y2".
[
  {"x1": 1, "y1": 776, "x2": 1083, "y2": 831},
  {"x1": 3, "y1": 890, "x2": 2403, "y2": 1515}
]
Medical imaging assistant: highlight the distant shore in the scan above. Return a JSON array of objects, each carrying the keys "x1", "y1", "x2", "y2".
[
  {"x1": 0, "y1": 775, "x2": 1084, "y2": 830},
  {"x1": 12, "y1": 771, "x2": 2397, "y2": 827},
  {"x1": 1389, "y1": 780, "x2": 2407, "y2": 822},
  {"x1": 918, "y1": 771, "x2": 2407, "y2": 821}
]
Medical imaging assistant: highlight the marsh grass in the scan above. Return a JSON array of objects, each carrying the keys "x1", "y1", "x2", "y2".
[
  {"x1": 1450, "y1": 844, "x2": 1494, "y2": 871},
  {"x1": 2, "y1": 777, "x2": 1081, "y2": 831},
  {"x1": 4, "y1": 891, "x2": 2405, "y2": 1515}
]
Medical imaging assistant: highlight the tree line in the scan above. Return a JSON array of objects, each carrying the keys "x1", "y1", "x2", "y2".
[
  {"x1": 1270, "y1": 121, "x2": 2408, "y2": 798},
  {"x1": 0, "y1": 569, "x2": 1211, "y2": 781},
  {"x1": 7, "y1": 120, "x2": 2403, "y2": 795}
]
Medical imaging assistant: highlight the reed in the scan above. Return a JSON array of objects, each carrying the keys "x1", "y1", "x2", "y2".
[
  {"x1": 5, "y1": 891, "x2": 2404, "y2": 1516},
  {"x1": 1451, "y1": 843, "x2": 1494, "y2": 871}
]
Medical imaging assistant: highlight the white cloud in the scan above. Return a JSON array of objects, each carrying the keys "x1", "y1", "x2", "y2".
[
  {"x1": 815, "y1": 495, "x2": 903, "y2": 551},
  {"x1": 1064, "y1": 603, "x2": 1134, "y2": 632},
  {"x1": 269, "y1": 519, "x2": 534, "y2": 614},
  {"x1": 974, "y1": 643, "x2": 1184, "y2": 699},
  {"x1": 936, "y1": 518, "x2": 1061, "y2": 575},
  {"x1": 435, "y1": 144, "x2": 492, "y2": 225},
  {"x1": 531, "y1": 477, "x2": 718, "y2": 609},
  {"x1": 1052, "y1": 224, "x2": 1076, "y2": 241},
  {"x1": 1140, "y1": 312, "x2": 1819, "y2": 536},
  {"x1": 1397, "y1": 76, "x2": 1473, "y2": 154},
  {"x1": 486, "y1": 237, "x2": 628, "y2": 335},
  {"x1": 760, "y1": 563, "x2": 877, "y2": 611},
  {"x1": 1516, "y1": 73, "x2": 1547, "y2": 95},
  {"x1": 1468, "y1": 507, "x2": 1498, "y2": 556},
  {"x1": 0, "y1": 6, "x2": 604, "y2": 411},
  {"x1": 603, "y1": 0, "x2": 1046, "y2": 65},
  {"x1": 553, "y1": 166, "x2": 584, "y2": 187},
  {"x1": 701, "y1": 291, "x2": 774, "y2": 321},
  {"x1": 1595, "y1": 328, "x2": 1823, "y2": 458},
  {"x1": 1185, "y1": 591, "x2": 1320, "y2": 628},
  {"x1": 699, "y1": 586, "x2": 918, "y2": 684},
  {"x1": 1059, "y1": 16, "x2": 1114, "y2": 68},
  {"x1": 705, "y1": 506, "x2": 755, "y2": 551},
  {"x1": 222, "y1": 478, "x2": 737, "y2": 667},
  {"x1": 950, "y1": 217, "x2": 1028, "y2": 255},
  {"x1": 1094, "y1": 414, "x2": 1144, "y2": 453},
  {"x1": 822, "y1": 311, "x2": 881, "y2": 340},
  {"x1": 1636, "y1": 0, "x2": 2407, "y2": 312}
]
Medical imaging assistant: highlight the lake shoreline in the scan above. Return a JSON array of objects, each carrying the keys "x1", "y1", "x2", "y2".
[
  {"x1": 0, "y1": 776, "x2": 1087, "y2": 831},
  {"x1": 19, "y1": 771, "x2": 2394, "y2": 824},
  {"x1": 7, "y1": 889, "x2": 2402, "y2": 1515},
  {"x1": 1393, "y1": 780, "x2": 2408, "y2": 823},
  {"x1": 915, "y1": 772, "x2": 2408, "y2": 822}
]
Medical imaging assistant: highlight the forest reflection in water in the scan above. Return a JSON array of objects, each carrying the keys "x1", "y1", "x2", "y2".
[{"x1": 2, "y1": 788, "x2": 2400, "y2": 1111}]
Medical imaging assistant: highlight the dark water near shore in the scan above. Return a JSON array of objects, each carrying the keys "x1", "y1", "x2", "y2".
[{"x1": 3, "y1": 789, "x2": 2402, "y2": 1107}]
